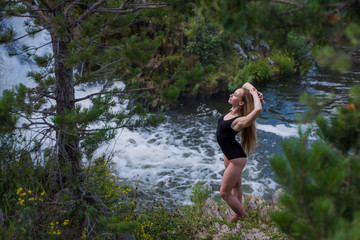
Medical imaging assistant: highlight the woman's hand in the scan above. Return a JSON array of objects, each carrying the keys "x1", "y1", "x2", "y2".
[
  {"x1": 257, "y1": 91, "x2": 265, "y2": 104},
  {"x1": 245, "y1": 83, "x2": 265, "y2": 104}
]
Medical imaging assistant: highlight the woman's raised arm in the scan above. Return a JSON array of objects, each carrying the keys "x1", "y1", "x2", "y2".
[{"x1": 232, "y1": 83, "x2": 263, "y2": 131}]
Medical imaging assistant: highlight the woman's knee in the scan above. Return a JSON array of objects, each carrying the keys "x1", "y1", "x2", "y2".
[{"x1": 220, "y1": 189, "x2": 230, "y2": 200}]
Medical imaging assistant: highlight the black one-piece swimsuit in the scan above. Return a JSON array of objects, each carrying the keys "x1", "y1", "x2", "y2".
[{"x1": 216, "y1": 114, "x2": 247, "y2": 160}]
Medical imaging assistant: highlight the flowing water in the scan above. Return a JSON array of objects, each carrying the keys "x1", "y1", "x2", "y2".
[{"x1": 1, "y1": 18, "x2": 359, "y2": 204}]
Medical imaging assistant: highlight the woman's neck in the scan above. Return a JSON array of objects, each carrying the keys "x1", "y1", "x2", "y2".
[{"x1": 230, "y1": 106, "x2": 242, "y2": 116}]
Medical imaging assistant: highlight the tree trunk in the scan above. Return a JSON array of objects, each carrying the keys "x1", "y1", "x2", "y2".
[{"x1": 51, "y1": 30, "x2": 80, "y2": 187}]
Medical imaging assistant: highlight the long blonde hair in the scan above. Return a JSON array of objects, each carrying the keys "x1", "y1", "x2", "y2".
[{"x1": 233, "y1": 88, "x2": 257, "y2": 155}]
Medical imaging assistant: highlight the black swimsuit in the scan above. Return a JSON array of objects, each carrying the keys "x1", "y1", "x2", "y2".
[{"x1": 216, "y1": 114, "x2": 247, "y2": 160}]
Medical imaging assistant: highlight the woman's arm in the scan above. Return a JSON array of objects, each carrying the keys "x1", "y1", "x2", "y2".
[
  {"x1": 243, "y1": 82, "x2": 265, "y2": 103},
  {"x1": 232, "y1": 83, "x2": 263, "y2": 131}
]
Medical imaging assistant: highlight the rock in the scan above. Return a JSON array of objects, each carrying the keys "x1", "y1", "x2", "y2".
[
  {"x1": 267, "y1": 57, "x2": 274, "y2": 65},
  {"x1": 214, "y1": 222, "x2": 220, "y2": 230},
  {"x1": 194, "y1": 231, "x2": 207, "y2": 239},
  {"x1": 244, "y1": 39, "x2": 254, "y2": 51},
  {"x1": 250, "y1": 54, "x2": 258, "y2": 61},
  {"x1": 272, "y1": 188, "x2": 285, "y2": 204},
  {"x1": 259, "y1": 205, "x2": 280, "y2": 222},
  {"x1": 259, "y1": 40, "x2": 270, "y2": 52},
  {"x1": 242, "y1": 228, "x2": 271, "y2": 240},
  {"x1": 222, "y1": 203, "x2": 234, "y2": 219},
  {"x1": 234, "y1": 43, "x2": 248, "y2": 60},
  {"x1": 220, "y1": 224, "x2": 229, "y2": 233},
  {"x1": 202, "y1": 198, "x2": 222, "y2": 219},
  {"x1": 0, "y1": 208, "x2": 4, "y2": 225},
  {"x1": 255, "y1": 196, "x2": 265, "y2": 207},
  {"x1": 251, "y1": 228, "x2": 271, "y2": 240},
  {"x1": 247, "y1": 195, "x2": 258, "y2": 210},
  {"x1": 118, "y1": 233, "x2": 136, "y2": 240}
]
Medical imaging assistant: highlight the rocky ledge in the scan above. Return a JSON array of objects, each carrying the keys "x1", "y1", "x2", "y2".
[{"x1": 195, "y1": 188, "x2": 286, "y2": 240}]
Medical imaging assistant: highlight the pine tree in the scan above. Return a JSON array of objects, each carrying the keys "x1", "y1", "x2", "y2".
[
  {"x1": 270, "y1": 87, "x2": 360, "y2": 239},
  {"x1": 0, "y1": 0, "x2": 167, "y2": 191}
]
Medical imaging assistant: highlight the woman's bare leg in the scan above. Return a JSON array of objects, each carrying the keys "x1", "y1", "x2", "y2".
[
  {"x1": 224, "y1": 156, "x2": 243, "y2": 221},
  {"x1": 224, "y1": 156, "x2": 244, "y2": 221},
  {"x1": 220, "y1": 158, "x2": 250, "y2": 221}
]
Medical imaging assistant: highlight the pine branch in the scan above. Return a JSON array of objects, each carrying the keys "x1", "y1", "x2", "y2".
[
  {"x1": 269, "y1": 0, "x2": 303, "y2": 8},
  {"x1": 76, "y1": 0, "x2": 107, "y2": 24},
  {"x1": 95, "y1": 3, "x2": 168, "y2": 14},
  {"x1": 326, "y1": 1, "x2": 355, "y2": 18},
  {"x1": 30, "y1": 88, "x2": 56, "y2": 100},
  {"x1": 7, "y1": 128, "x2": 52, "y2": 161},
  {"x1": 10, "y1": 41, "x2": 52, "y2": 56},
  {"x1": 91, "y1": 58, "x2": 126, "y2": 73},
  {"x1": 10, "y1": 27, "x2": 50, "y2": 43},
  {"x1": 21, "y1": 0, "x2": 51, "y2": 25},
  {"x1": 75, "y1": 87, "x2": 157, "y2": 103},
  {"x1": 65, "y1": 0, "x2": 85, "y2": 18},
  {"x1": 38, "y1": 0, "x2": 53, "y2": 12}
]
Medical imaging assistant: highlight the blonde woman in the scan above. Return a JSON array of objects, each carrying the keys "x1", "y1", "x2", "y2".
[{"x1": 216, "y1": 82, "x2": 264, "y2": 222}]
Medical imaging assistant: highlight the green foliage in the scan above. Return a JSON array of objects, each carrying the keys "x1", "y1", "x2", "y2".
[
  {"x1": 126, "y1": 35, "x2": 161, "y2": 65},
  {"x1": 0, "y1": 140, "x2": 140, "y2": 239},
  {"x1": 270, "y1": 87, "x2": 360, "y2": 239},
  {"x1": 161, "y1": 86, "x2": 181, "y2": 103},
  {"x1": 186, "y1": 21, "x2": 226, "y2": 65},
  {"x1": 190, "y1": 181, "x2": 212, "y2": 216},
  {"x1": 271, "y1": 49, "x2": 295, "y2": 75},
  {"x1": 199, "y1": 0, "x2": 360, "y2": 71},
  {"x1": 229, "y1": 65, "x2": 253, "y2": 91},
  {"x1": 314, "y1": 46, "x2": 351, "y2": 72},
  {"x1": 285, "y1": 32, "x2": 311, "y2": 62},
  {"x1": 250, "y1": 59, "x2": 273, "y2": 80},
  {"x1": 228, "y1": 59, "x2": 273, "y2": 90},
  {"x1": 131, "y1": 198, "x2": 196, "y2": 239}
]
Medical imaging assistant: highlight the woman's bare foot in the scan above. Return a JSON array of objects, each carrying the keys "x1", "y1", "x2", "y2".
[{"x1": 230, "y1": 214, "x2": 240, "y2": 222}]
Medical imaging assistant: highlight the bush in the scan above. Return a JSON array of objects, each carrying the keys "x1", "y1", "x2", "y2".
[
  {"x1": 131, "y1": 198, "x2": 196, "y2": 239},
  {"x1": 0, "y1": 139, "x2": 139, "y2": 239},
  {"x1": 271, "y1": 49, "x2": 295, "y2": 75},
  {"x1": 250, "y1": 59, "x2": 273, "y2": 80},
  {"x1": 228, "y1": 59, "x2": 272, "y2": 90}
]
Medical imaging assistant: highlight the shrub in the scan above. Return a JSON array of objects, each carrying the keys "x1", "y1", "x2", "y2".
[
  {"x1": 271, "y1": 49, "x2": 295, "y2": 75},
  {"x1": 250, "y1": 59, "x2": 273, "y2": 80}
]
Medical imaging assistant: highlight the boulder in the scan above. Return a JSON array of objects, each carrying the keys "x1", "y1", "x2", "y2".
[
  {"x1": 259, "y1": 205, "x2": 281, "y2": 222},
  {"x1": 242, "y1": 228, "x2": 271, "y2": 240},
  {"x1": 202, "y1": 198, "x2": 222, "y2": 219},
  {"x1": 272, "y1": 188, "x2": 285, "y2": 204},
  {"x1": 118, "y1": 233, "x2": 136, "y2": 240}
]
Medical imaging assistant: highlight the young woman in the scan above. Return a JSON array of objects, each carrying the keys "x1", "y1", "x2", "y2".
[{"x1": 216, "y1": 82, "x2": 264, "y2": 222}]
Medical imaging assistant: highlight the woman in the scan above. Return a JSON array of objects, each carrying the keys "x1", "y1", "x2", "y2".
[{"x1": 216, "y1": 82, "x2": 264, "y2": 222}]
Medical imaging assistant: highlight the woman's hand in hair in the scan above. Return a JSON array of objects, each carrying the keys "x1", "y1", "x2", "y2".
[{"x1": 257, "y1": 91, "x2": 265, "y2": 104}]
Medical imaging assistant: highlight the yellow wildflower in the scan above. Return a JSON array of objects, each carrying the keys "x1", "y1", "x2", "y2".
[{"x1": 16, "y1": 187, "x2": 23, "y2": 195}]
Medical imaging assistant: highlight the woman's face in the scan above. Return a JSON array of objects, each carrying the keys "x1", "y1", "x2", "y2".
[{"x1": 228, "y1": 88, "x2": 244, "y2": 106}]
